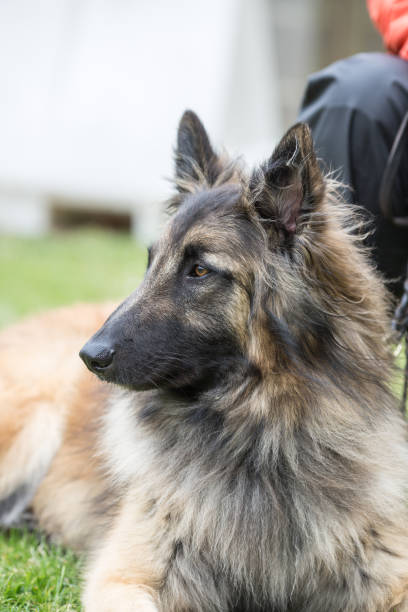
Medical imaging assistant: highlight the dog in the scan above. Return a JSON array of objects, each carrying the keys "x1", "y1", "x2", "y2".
[{"x1": 1, "y1": 111, "x2": 408, "y2": 611}]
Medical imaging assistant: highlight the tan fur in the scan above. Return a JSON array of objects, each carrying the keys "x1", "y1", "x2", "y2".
[{"x1": 0, "y1": 303, "x2": 115, "y2": 545}]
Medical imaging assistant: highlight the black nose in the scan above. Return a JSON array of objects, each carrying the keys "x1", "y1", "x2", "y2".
[{"x1": 79, "y1": 341, "x2": 115, "y2": 373}]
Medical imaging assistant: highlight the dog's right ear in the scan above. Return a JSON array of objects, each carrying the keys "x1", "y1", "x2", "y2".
[
  {"x1": 175, "y1": 110, "x2": 221, "y2": 192},
  {"x1": 249, "y1": 123, "x2": 325, "y2": 242}
]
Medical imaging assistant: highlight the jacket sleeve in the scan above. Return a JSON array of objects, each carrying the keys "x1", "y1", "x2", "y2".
[{"x1": 367, "y1": 0, "x2": 408, "y2": 60}]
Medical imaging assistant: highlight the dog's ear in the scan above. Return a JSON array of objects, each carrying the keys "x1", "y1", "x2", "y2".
[
  {"x1": 175, "y1": 110, "x2": 221, "y2": 192},
  {"x1": 249, "y1": 123, "x2": 325, "y2": 239}
]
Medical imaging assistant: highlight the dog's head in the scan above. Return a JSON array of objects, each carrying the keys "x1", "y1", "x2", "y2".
[{"x1": 80, "y1": 110, "x2": 347, "y2": 394}]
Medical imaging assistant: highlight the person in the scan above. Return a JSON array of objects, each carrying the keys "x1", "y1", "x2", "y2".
[{"x1": 297, "y1": 0, "x2": 408, "y2": 296}]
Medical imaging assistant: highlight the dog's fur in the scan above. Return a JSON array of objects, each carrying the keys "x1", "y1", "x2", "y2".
[{"x1": 1, "y1": 111, "x2": 408, "y2": 611}]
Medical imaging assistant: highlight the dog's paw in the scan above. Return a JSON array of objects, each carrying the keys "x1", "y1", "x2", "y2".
[{"x1": 83, "y1": 582, "x2": 159, "y2": 612}]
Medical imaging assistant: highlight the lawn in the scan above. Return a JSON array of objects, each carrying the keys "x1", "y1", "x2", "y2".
[
  {"x1": 0, "y1": 229, "x2": 147, "y2": 611},
  {"x1": 0, "y1": 229, "x2": 147, "y2": 328},
  {"x1": 0, "y1": 529, "x2": 82, "y2": 611}
]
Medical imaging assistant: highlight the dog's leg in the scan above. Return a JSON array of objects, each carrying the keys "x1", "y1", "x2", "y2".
[
  {"x1": 0, "y1": 399, "x2": 63, "y2": 526},
  {"x1": 83, "y1": 491, "x2": 167, "y2": 612},
  {"x1": 83, "y1": 488, "x2": 231, "y2": 612}
]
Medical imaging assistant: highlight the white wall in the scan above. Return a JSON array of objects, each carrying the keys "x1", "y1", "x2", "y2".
[{"x1": 0, "y1": 0, "x2": 282, "y2": 240}]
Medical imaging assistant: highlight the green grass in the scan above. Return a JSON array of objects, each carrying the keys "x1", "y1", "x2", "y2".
[
  {"x1": 0, "y1": 229, "x2": 147, "y2": 328},
  {"x1": 0, "y1": 529, "x2": 82, "y2": 611},
  {"x1": 393, "y1": 344, "x2": 407, "y2": 411},
  {"x1": 0, "y1": 229, "x2": 147, "y2": 610}
]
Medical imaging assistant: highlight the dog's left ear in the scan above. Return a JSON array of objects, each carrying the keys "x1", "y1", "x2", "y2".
[
  {"x1": 175, "y1": 110, "x2": 221, "y2": 192},
  {"x1": 249, "y1": 123, "x2": 325, "y2": 238}
]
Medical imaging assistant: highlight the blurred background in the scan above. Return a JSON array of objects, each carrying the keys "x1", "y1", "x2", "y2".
[{"x1": 0, "y1": 0, "x2": 382, "y2": 327}]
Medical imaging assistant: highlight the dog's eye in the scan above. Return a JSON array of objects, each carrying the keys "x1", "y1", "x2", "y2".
[{"x1": 191, "y1": 264, "x2": 210, "y2": 278}]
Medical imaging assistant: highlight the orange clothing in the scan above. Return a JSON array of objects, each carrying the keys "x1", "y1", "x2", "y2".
[{"x1": 367, "y1": 0, "x2": 408, "y2": 60}]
